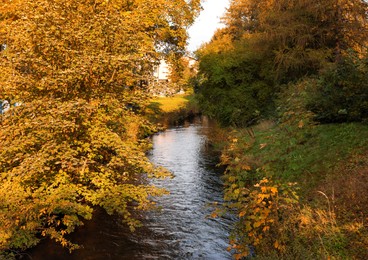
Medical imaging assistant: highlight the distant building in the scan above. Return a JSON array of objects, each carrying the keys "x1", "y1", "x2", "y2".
[
  {"x1": 151, "y1": 59, "x2": 173, "y2": 96},
  {"x1": 0, "y1": 100, "x2": 10, "y2": 114},
  {"x1": 0, "y1": 43, "x2": 6, "y2": 52},
  {"x1": 152, "y1": 56, "x2": 197, "y2": 82},
  {"x1": 153, "y1": 59, "x2": 171, "y2": 81},
  {"x1": 150, "y1": 56, "x2": 197, "y2": 96}
]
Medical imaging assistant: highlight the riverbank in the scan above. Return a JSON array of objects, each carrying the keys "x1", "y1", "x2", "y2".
[
  {"x1": 215, "y1": 119, "x2": 368, "y2": 259},
  {"x1": 145, "y1": 93, "x2": 200, "y2": 127},
  {"x1": 147, "y1": 92, "x2": 368, "y2": 258}
]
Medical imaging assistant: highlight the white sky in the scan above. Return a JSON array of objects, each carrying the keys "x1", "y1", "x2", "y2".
[{"x1": 187, "y1": 0, "x2": 230, "y2": 52}]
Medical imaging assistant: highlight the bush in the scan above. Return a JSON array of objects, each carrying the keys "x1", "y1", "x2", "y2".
[
  {"x1": 196, "y1": 38, "x2": 276, "y2": 127},
  {"x1": 306, "y1": 53, "x2": 368, "y2": 123}
]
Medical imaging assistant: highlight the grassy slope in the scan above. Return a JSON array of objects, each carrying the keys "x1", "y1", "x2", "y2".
[
  {"x1": 145, "y1": 93, "x2": 199, "y2": 126},
  {"x1": 247, "y1": 122, "x2": 368, "y2": 185},
  {"x1": 226, "y1": 119, "x2": 368, "y2": 258},
  {"x1": 149, "y1": 94, "x2": 190, "y2": 113}
]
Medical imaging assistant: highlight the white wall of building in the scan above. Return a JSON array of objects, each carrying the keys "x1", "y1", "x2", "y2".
[{"x1": 153, "y1": 59, "x2": 171, "y2": 81}]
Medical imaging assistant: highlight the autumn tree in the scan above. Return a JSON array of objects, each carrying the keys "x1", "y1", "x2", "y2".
[
  {"x1": 168, "y1": 55, "x2": 199, "y2": 93},
  {"x1": 222, "y1": 0, "x2": 368, "y2": 80},
  {"x1": 196, "y1": 0, "x2": 368, "y2": 126},
  {"x1": 0, "y1": 0, "x2": 200, "y2": 253},
  {"x1": 260, "y1": 0, "x2": 367, "y2": 79}
]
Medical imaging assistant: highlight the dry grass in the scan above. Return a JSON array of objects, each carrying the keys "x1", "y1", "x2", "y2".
[
  {"x1": 315, "y1": 152, "x2": 368, "y2": 259},
  {"x1": 253, "y1": 119, "x2": 276, "y2": 132}
]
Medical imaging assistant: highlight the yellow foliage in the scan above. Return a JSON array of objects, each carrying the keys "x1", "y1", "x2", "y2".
[
  {"x1": 225, "y1": 174, "x2": 300, "y2": 258},
  {"x1": 0, "y1": 0, "x2": 200, "y2": 253}
]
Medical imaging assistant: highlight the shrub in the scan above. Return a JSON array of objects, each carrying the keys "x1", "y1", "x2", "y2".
[{"x1": 306, "y1": 53, "x2": 368, "y2": 123}]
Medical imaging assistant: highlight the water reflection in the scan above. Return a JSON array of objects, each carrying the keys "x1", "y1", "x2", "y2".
[{"x1": 25, "y1": 116, "x2": 232, "y2": 259}]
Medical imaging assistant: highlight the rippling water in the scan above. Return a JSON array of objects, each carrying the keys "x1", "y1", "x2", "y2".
[{"x1": 25, "y1": 116, "x2": 232, "y2": 259}]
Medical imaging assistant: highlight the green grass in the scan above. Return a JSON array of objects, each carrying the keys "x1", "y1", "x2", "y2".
[
  {"x1": 145, "y1": 93, "x2": 199, "y2": 126},
  {"x1": 241, "y1": 122, "x2": 368, "y2": 186},
  {"x1": 149, "y1": 94, "x2": 191, "y2": 113},
  {"x1": 224, "y1": 121, "x2": 368, "y2": 258}
]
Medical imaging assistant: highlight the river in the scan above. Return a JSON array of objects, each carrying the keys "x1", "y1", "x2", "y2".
[{"x1": 24, "y1": 116, "x2": 233, "y2": 259}]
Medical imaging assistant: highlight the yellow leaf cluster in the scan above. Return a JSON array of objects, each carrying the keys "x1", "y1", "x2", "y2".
[{"x1": 0, "y1": 0, "x2": 200, "y2": 253}]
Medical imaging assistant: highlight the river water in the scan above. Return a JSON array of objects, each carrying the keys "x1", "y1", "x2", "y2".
[{"x1": 25, "y1": 116, "x2": 232, "y2": 259}]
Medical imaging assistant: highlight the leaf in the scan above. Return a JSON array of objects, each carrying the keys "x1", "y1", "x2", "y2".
[
  {"x1": 239, "y1": 211, "x2": 246, "y2": 217},
  {"x1": 210, "y1": 212, "x2": 218, "y2": 218},
  {"x1": 259, "y1": 143, "x2": 267, "y2": 149},
  {"x1": 298, "y1": 120, "x2": 304, "y2": 129},
  {"x1": 270, "y1": 187, "x2": 278, "y2": 195},
  {"x1": 274, "y1": 240, "x2": 280, "y2": 249},
  {"x1": 241, "y1": 164, "x2": 251, "y2": 171},
  {"x1": 253, "y1": 221, "x2": 262, "y2": 228}
]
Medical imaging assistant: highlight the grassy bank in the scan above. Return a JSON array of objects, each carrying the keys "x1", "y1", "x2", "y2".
[
  {"x1": 145, "y1": 93, "x2": 199, "y2": 127},
  {"x1": 144, "y1": 92, "x2": 368, "y2": 258},
  {"x1": 216, "y1": 120, "x2": 368, "y2": 259}
]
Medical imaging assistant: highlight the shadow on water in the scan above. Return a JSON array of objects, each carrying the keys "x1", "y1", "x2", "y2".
[{"x1": 23, "y1": 116, "x2": 233, "y2": 260}]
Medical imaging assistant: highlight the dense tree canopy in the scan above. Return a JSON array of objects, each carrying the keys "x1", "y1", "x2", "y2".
[
  {"x1": 196, "y1": 29, "x2": 276, "y2": 126},
  {"x1": 0, "y1": 0, "x2": 200, "y2": 253},
  {"x1": 196, "y1": 0, "x2": 368, "y2": 126}
]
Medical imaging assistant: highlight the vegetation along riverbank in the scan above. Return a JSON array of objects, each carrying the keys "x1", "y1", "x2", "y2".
[
  {"x1": 0, "y1": 0, "x2": 367, "y2": 259},
  {"x1": 194, "y1": 0, "x2": 368, "y2": 259},
  {"x1": 146, "y1": 93, "x2": 200, "y2": 128},
  {"x1": 0, "y1": 0, "x2": 201, "y2": 257}
]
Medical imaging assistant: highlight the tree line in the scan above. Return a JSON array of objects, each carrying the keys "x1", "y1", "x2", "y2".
[{"x1": 196, "y1": 0, "x2": 368, "y2": 127}]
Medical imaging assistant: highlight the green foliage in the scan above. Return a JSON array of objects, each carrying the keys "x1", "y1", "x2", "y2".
[
  {"x1": 199, "y1": 0, "x2": 368, "y2": 258},
  {"x1": 219, "y1": 132, "x2": 299, "y2": 258},
  {"x1": 196, "y1": 35, "x2": 276, "y2": 127},
  {"x1": 306, "y1": 53, "x2": 368, "y2": 123},
  {"x1": 196, "y1": 0, "x2": 368, "y2": 127},
  {"x1": 217, "y1": 116, "x2": 368, "y2": 258},
  {"x1": 236, "y1": 122, "x2": 368, "y2": 184}
]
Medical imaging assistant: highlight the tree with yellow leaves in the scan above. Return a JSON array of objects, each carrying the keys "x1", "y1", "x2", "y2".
[{"x1": 0, "y1": 0, "x2": 200, "y2": 254}]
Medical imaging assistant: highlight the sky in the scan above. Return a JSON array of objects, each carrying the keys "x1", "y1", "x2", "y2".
[{"x1": 187, "y1": 0, "x2": 230, "y2": 53}]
